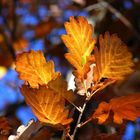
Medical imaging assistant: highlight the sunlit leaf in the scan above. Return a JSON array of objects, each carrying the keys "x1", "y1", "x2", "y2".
[
  {"x1": 16, "y1": 50, "x2": 60, "y2": 88},
  {"x1": 92, "y1": 94, "x2": 140, "y2": 124},
  {"x1": 61, "y1": 16, "x2": 96, "y2": 79},
  {"x1": 21, "y1": 85, "x2": 73, "y2": 126},
  {"x1": 93, "y1": 32, "x2": 134, "y2": 90}
]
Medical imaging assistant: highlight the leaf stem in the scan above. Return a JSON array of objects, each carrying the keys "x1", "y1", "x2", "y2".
[{"x1": 71, "y1": 102, "x2": 87, "y2": 139}]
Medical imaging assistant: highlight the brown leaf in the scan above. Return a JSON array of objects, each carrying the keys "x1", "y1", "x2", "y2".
[
  {"x1": 13, "y1": 38, "x2": 28, "y2": 52},
  {"x1": 21, "y1": 85, "x2": 73, "y2": 126},
  {"x1": 0, "y1": 35, "x2": 13, "y2": 67},
  {"x1": 93, "y1": 32, "x2": 134, "y2": 90},
  {"x1": 35, "y1": 19, "x2": 56, "y2": 38},
  {"x1": 92, "y1": 93, "x2": 140, "y2": 124},
  {"x1": 0, "y1": 117, "x2": 12, "y2": 136},
  {"x1": 75, "y1": 63, "x2": 95, "y2": 96},
  {"x1": 16, "y1": 50, "x2": 60, "y2": 88}
]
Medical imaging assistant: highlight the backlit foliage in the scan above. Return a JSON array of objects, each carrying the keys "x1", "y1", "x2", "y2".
[
  {"x1": 16, "y1": 50, "x2": 60, "y2": 88},
  {"x1": 61, "y1": 16, "x2": 96, "y2": 80},
  {"x1": 92, "y1": 94, "x2": 140, "y2": 124},
  {"x1": 14, "y1": 16, "x2": 140, "y2": 140},
  {"x1": 93, "y1": 32, "x2": 134, "y2": 91},
  {"x1": 21, "y1": 85, "x2": 72, "y2": 126}
]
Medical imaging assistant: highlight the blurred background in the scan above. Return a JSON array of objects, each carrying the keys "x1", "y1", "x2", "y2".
[{"x1": 0, "y1": 0, "x2": 140, "y2": 139}]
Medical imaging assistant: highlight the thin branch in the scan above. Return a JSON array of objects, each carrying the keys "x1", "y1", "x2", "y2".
[
  {"x1": 99, "y1": 0, "x2": 133, "y2": 29},
  {"x1": 77, "y1": 118, "x2": 92, "y2": 128},
  {"x1": 86, "y1": 88, "x2": 101, "y2": 101},
  {"x1": 18, "y1": 120, "x2": 42, "y2": 140},
  {"x1": 71, "y1": 102, "x2": 87, "y2": 139},
  {"x1": 69, "y1": 101, "x2": 82, "y2": 112},
  {"x1": 85, "y1": 0, "x2": 140, "y2": 41}
]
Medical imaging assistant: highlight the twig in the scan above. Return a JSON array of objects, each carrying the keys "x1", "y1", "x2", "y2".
[
  {"x1": 99, "y1": 0, "x2": 133, "y2": 29},
  {"x1": 85, "y1": 0, "x2": 140, "y2": 41},
  {"x1": 70, "y1": 102, "x2": 82, "y2": 112},
  {"x1": 8, "y1": 120, "x2": 43, "y2": 140},
  {"x1": 87, "y1": 88, "x2": 101, "y2": 101},
  {"x1": 71, "y1": 102, "x2": 87, "y2": 139},
  {"x1": 18, "y1": 120, "x2": 42, "y2": 140},
  {"x1": 77, "y1": 118, "x2": 92, "y2": 128}
]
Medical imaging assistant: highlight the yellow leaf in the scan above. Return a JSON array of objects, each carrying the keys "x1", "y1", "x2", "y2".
[
  {"x1": 21, "y1": 85, "x2": 73, "y2": 126},
  {"x1": 93, "y1": 32, "x2": 134, "y2": 90},
  {"x1": 92, "y1": 94, "x2": 140, "y2": 124},
  {"x1": 61, "y1": 16, "x2": 96, "y2": 79},
  {"x1": 16, "y1": 50, "x2": 60, "y2": 88}
]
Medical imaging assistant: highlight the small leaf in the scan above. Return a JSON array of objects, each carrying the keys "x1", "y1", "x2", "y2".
[
  {"x1": 92, "y1": 94, "x2": 140, "y2": 124},
  {"x1": 21, "y1": 85, "x2": 73, "y2": 126},
  {"x1": 61, "y1": 16, "x2": 96, "y2": 79},
  {"x1": 75, "y1": 64, "x2": 95, "y2": 96},
  {"x1": 16, "y1": 50, "x2": 60, "y2": 88}
]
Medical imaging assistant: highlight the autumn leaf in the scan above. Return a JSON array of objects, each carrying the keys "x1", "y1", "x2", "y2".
[
  {"x1": 16, "y1": 50, "x2": 60, "y2": 88},
  {"x1": 61, "y1": 16, "x2": 96, "y2": 79},
  {"x1": 13, "y1": 38, "x2": 28, "y2": 52},
  {"x1": 93, "y1": 32, "x2": 134, "y2": 90},
  {"x1": 0, "y1": 117, "x2": 12, "y2": 135},
  {"x1": 48, "y1": 76, "x2": 75, "y2": 103},
  {"x1": 35, "y1": 19, "x2": 56, "y2": 38},
  {"x1": 75, "y1": 64, "x2": 95, "y2": 96},
  {"x1": 0, "y1": 36, "x2": 13, "y2": 67},
  {"x1": 92, "y1": 94, "x2": 140, "y2": 124},
  {"x1": 21, "y1": 85, "x2": 73, "y2": 126}
]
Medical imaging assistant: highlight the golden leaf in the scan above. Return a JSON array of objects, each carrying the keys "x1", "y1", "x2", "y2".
[
  {"x1": 16, "y1": 50, "x2": 60, "y2": 88},
  {"x1": 61, "y1": 16, "x2": 96, "y2": 79},
  {"x1": 21, "y1": 85, "x2": 73, "y2": 126},
  {"x1": 92, "y1": 94, "x2": 140, "y2": 124},
  {"x1": 93, "y1": 32, "x2": 134, "y2": 88}
]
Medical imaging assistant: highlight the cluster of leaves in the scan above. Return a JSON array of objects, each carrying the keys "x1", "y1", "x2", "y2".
[
  {"x1": 10, "y1": 16, "x2": 140, "y2": 140},
  {"x1": 0, "y1": 0, "x2": 140, "y2": 140}
]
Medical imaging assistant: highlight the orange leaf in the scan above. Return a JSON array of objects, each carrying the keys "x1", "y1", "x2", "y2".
[
  {"x1": 21, "y1": 85, "x2": 73, "y2": 126},
  {"x1": 16, "y1": 50, "x2": 60, "y2": 88},
  {"x1": 92, "y1": 94, "x2": 140, "y2": 124},
  {"x1": 93, "y1": 32, "x2": 134, "y2": 89},
  {"x1": 48, "y1": 76, "x2": 75, "y2": 103},
  {"x1": 61, "y1": 16, "x2": 96, "y2": 79}
]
